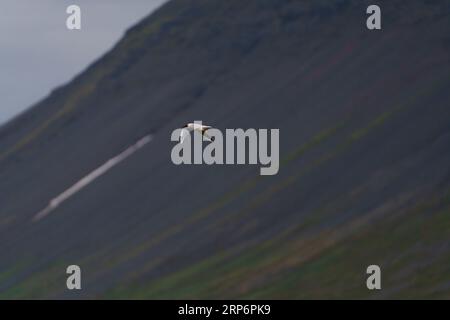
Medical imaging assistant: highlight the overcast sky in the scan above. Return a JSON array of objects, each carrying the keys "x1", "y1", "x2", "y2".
[{"x1": 0, "y1": 0, "x2": 168, "y2": 125}]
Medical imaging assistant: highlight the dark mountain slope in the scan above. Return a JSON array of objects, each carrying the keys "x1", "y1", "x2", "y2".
[{"x1": 0, "y1": 0, "x2": 449, "y2": 298}]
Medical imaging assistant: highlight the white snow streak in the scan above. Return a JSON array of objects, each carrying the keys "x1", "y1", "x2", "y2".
[{"x1": 32, "y1": 134, "x2": 152, "y2": 222}]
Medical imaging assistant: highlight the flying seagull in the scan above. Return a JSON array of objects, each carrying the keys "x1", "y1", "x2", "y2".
[{"x1": 180, "y1": 123, "x2": 214, "y2": 143}]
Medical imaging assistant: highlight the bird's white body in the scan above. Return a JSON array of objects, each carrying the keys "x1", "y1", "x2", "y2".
[
  {"x1": 180, "y1": 123, "x2": 213, "y2": 143},
  {"x1": 186, "y1": 123, "x2": 211, "y2": 131}
]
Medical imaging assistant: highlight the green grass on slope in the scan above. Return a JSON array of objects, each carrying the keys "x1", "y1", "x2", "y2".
[
  {"x1": 0, "y1": 261, "x2": 70, "y2": 299},
  {"x1": 106, "y1": 189, "x2": 450, "y2": 299},
  {"x1": 3, "y1": 77, "x2": 447, "y2": 299}
]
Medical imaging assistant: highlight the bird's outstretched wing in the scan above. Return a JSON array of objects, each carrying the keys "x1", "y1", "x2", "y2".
[
  {"x1": 202, "y1": 128, "x2": 214, "y2": 142},
  {"x1": 180, "y1": 124, "x2": 214, "y2": 143}
]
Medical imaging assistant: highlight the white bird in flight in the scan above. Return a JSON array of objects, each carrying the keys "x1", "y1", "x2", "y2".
[{"x1": 180, "y1": 123, "x2": 214, "y2": 143}]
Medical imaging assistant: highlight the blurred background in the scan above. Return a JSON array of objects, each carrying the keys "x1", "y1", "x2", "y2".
[
  {"x1": 0, "y1": 0, "x2": 449, "y2": 299},
  {"x1": 0, "y1": 0, "x2": 167, "y2": 124}
]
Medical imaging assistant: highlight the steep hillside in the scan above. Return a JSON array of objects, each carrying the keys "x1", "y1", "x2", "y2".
[{"x1": 0, "y1": 0, "x2": 449, "y2": 298}]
